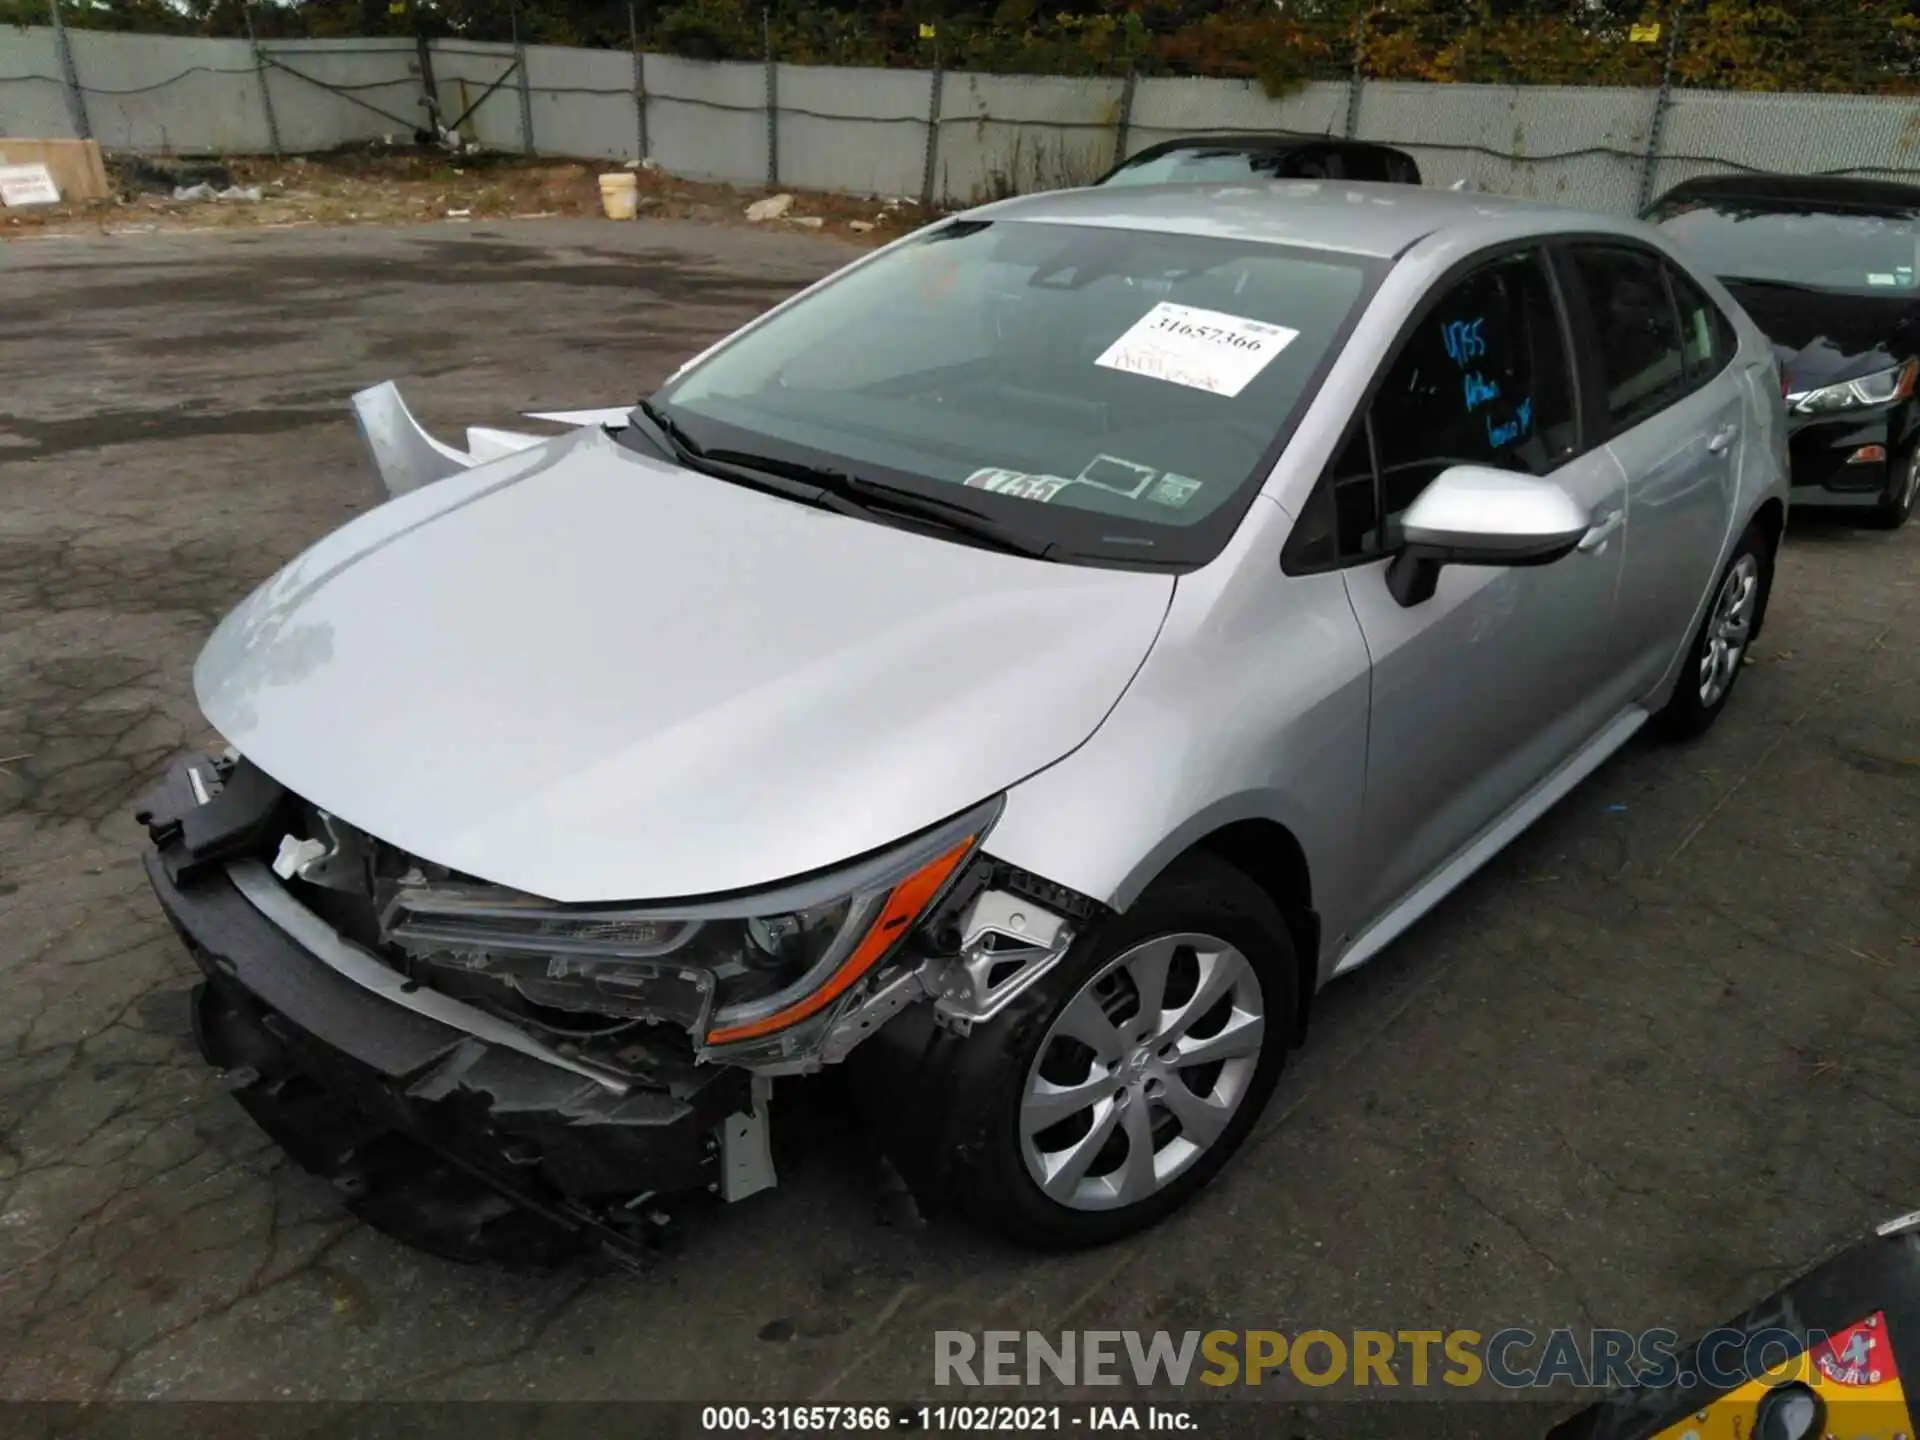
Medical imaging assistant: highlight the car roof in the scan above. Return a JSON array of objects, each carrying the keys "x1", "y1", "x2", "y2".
[
  {"x1": 962, "y1": 180, "x2": 1635, "y2": 260},
  {"x1": 1651, "y1": 171, "x2": 1920, "y2": 212}
]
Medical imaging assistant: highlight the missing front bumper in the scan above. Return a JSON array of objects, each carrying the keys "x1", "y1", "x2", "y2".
[{"x1": 138, "y1": 757, "x2": 766, "y2": 1267}]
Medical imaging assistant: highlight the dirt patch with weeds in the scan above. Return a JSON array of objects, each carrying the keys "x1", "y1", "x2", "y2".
[{"x1": 1, "y1": 146, "x2": 936, "y2": 247}]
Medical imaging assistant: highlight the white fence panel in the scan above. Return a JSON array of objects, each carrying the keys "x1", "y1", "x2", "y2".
[
  {"x1": 1650, "y1": 88, "x2": 1920, "y2": 202},
  {"x1": 935, "y1": 72, "x2": 1123, "y2": 206},
  {"x1": 776, "y1": 62, "x2": 928, "y2": 199},
  {"x1": 264, "y1": 38, "x2": 420, "y2": 152},
  {"x1": 1128, "y1": 77, "x2": 1349, "y2": 160},
  {"x1": 1356, "y1": 80, "x2": 1650, "y2": 212},
  {"x1": 525, "y1": 42, "x2": 634, "y2": 160},
  {"x1": 69, "y1": 32, "x2": 266, "y2": 153},
  {"x1": 432, "y1": 42, "x2": 525, "y2": 153},
  {"x1": 0, "y1": 29, "x2": 77, "y2": 140},
  {"x1": 645, "y1": 55, "x2": 766, "y2": 185}
]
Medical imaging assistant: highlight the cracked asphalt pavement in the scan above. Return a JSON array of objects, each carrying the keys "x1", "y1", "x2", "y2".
[{"x1": 0, "y1": 219, "x2": 1915, "y2": 1412}]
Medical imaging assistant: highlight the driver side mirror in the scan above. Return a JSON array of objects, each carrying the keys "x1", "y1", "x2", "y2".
[{"x1": 1386, "y1": 464, "x2": 1591, "y2": 608}]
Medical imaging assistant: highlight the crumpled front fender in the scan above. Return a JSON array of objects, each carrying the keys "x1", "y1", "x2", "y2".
[{"x1": 349, "y1": 381, "x2": 631, "y2": 497}]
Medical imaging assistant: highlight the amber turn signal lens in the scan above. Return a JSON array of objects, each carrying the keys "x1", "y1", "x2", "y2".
[{"x1": 704, "y1": 836, "x2": 976, "y2": 1046}]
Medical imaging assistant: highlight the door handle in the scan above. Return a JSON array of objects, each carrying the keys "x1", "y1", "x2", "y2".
[
  {"x1": 1577, "y1": 509, "x2": 1624, "y2": 554},
  {"x1": 1707, "y1": 423, "x2": 1739, "y2": 456}
]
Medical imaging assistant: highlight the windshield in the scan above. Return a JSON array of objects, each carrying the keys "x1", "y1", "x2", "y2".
[
  {"x1": 653, "y1": 220, "x2": 1380, "y2": 567},
  {"x1": 1646, "y1": 196, "x2": 1920, "y2": 295}
]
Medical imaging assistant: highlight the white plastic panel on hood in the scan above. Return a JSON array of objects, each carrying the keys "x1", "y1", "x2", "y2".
[{"x1": 196, "y1": 429, "x2": 1175, "y2": 903}]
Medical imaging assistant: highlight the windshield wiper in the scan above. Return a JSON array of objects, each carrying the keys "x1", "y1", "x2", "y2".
[
  {"x1": 629, "y1": 402, "x2": 1055, "y2": 559},
  {"x1": 1719, "y1": 274, "x2": 1826, "y2": 293},
  {"x1": 629, "y1": 399, "x2": 846, "y2": 510},
  {"x1": 704, "y1": 449, "x2": 1058, "y2": 559}
]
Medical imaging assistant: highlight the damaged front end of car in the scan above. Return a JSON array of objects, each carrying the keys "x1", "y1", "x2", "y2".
[
  {"x1": 140, "y1": 748, "x2": 1088, "y2": 1268},
  {"x1": 136, "y1": 384, "x2": 1102, "y2": 1267}
]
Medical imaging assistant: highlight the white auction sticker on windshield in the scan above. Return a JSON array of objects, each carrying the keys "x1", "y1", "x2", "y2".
[{"x1": 1095, "y1": 302, "x2": 1299, "y2": 397}]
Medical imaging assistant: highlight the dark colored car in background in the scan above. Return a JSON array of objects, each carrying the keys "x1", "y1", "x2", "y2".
[
  {"x1": 1096, "y1": 134, "x2": 1422, "y2": 188},
  {"x1": 1644, "y1": 172, "x2": 1920, "y2": 529}
]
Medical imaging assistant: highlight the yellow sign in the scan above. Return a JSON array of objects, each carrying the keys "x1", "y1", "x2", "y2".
[
  {"x1": 1629, "y1": 21, "x2": 1661, "y2": 43},
  {"x1": 1648, "y1": 1314, "x2": 1913, "y2": 1440},
  {"x1": 919, "y1": 22, "x2": 937, "y2": 39}
]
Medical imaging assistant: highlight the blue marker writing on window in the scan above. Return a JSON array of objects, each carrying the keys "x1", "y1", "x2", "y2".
[
  {"x1": 1487, "y1": 395, "x2": 1534, "y2": 448},
  {"x1": 1463, "y1": 372, "x2": 1500, "y2": 410},
  {"x1": 1441, "y1": 317, "x2": 1486, "y2": 367}
]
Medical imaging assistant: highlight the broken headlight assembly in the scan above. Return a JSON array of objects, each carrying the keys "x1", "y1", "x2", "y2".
[{"x1": 379, "y1": 797, "x2": 1004, "y2": 1063}]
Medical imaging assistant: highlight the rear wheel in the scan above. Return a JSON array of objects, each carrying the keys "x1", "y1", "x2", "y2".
[
  {"x1": 1654, "y1": 521, "x2": 1772, "y2": 740},
  {"x1": 1871, "y1": 445, "x2": 1919, "y2": 529},
  {"x1": 935, "y1": 854, "x2": 1298, "y2": 1248}
]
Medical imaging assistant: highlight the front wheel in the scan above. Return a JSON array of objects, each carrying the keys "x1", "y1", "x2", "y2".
[
  {"x1": 1872, "y1": 445, "x2": 1919, "y2": 529},
  {"x1": 933, "y1": 854, "x2": 1298, "y2": 1249},
  {"x1": 1653, "y1": 521, "x2": 1773, "y2": 740}
]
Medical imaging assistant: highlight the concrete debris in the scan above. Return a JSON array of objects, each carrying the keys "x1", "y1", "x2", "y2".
[{"x1": 745, "y1": 192, "x2": 794, "y2": 222}]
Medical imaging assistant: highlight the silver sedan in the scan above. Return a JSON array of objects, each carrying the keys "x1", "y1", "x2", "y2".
[{"x1": 142, "y1": 180, "x2": 1789, "y2": 1259}]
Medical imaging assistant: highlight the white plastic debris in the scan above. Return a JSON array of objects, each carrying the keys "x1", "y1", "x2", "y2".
[
  {"x1": 789, "y1": 215, "x2": 824, "y2": 228},
  {"x1": 745, "y1": 192, "x2": 794, "y2": 222},
  {"x1": 848, "y1": 220, "x2": 874, "y2": 232},
  {"x1": 171, "y1": 183, "x2": 262, "y2": 203},
  {"x1": 446, "y1": 208, "x2": 472, "y2": 219},
  {"x1": 272, "y1": 834, "x2": 328, "y2": 881}
]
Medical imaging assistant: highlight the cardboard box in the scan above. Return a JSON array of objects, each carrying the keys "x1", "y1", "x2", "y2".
[{"x1": 0, "y1": 138, "x2": 110, "y2": 202}]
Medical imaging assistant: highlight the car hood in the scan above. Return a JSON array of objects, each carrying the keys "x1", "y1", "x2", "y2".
[
  {"x1": 1722, "y1": 279, "x2": 1919, "y2": 391},
  {"x1": 197, "y1": 428, "x2": 1175, "y2": 902}
]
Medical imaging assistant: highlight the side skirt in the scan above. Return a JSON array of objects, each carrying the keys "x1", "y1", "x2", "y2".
[{"x1": 1329, "y1": 703, "x2": 1648, "y2": 979}]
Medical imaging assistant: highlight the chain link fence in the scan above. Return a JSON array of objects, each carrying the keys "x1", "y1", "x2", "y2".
[{"x1": 5, "y1": 2, "x2": 1920, "y2": 213}]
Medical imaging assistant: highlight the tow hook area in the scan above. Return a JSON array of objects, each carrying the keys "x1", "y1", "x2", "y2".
[
  {"x1": 719, "y1": 1077, "x2": 776, "y2": 1203},
  {"x1": 184, "y1": 952, "x2": 757, "y2": 1271}
]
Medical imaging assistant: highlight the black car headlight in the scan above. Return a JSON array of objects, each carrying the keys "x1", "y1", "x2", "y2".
[
  {"x1": 1788, "y1": 358, "x2": 1916, "y2": 415},
  {"x1": 382, "y1": 797, "x2": 1000, "y2": 1050}
]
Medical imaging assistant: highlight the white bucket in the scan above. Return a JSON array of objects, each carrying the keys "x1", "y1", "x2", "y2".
[{"x1": 599, "y1": 172, "x2": 638, "y2": 220}]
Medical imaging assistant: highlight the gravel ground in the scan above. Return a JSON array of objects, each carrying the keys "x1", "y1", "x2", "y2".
[{"x1": 0, "y1": 219, "x2": 1915, "y2": 1421}]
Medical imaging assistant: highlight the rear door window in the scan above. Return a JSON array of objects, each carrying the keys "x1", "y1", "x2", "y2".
[
  {"x1": 1664, "y1": 264, "x2": 1737, "y2": 387},
  {"x1": 1566, "y1": 244, "x2": 1691, "y2": 433}
]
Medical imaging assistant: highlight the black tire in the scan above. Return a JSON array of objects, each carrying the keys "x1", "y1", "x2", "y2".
[
  {"x1": 1871, "y1": 445, "x2": 1920, "y2": 529},
  {"x1": 930, "y1": 853, "x2": 1299, "y2": 1249},
  {"x1": 1653, "y1": 520, "x2": 1773, "y2": 741}
]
